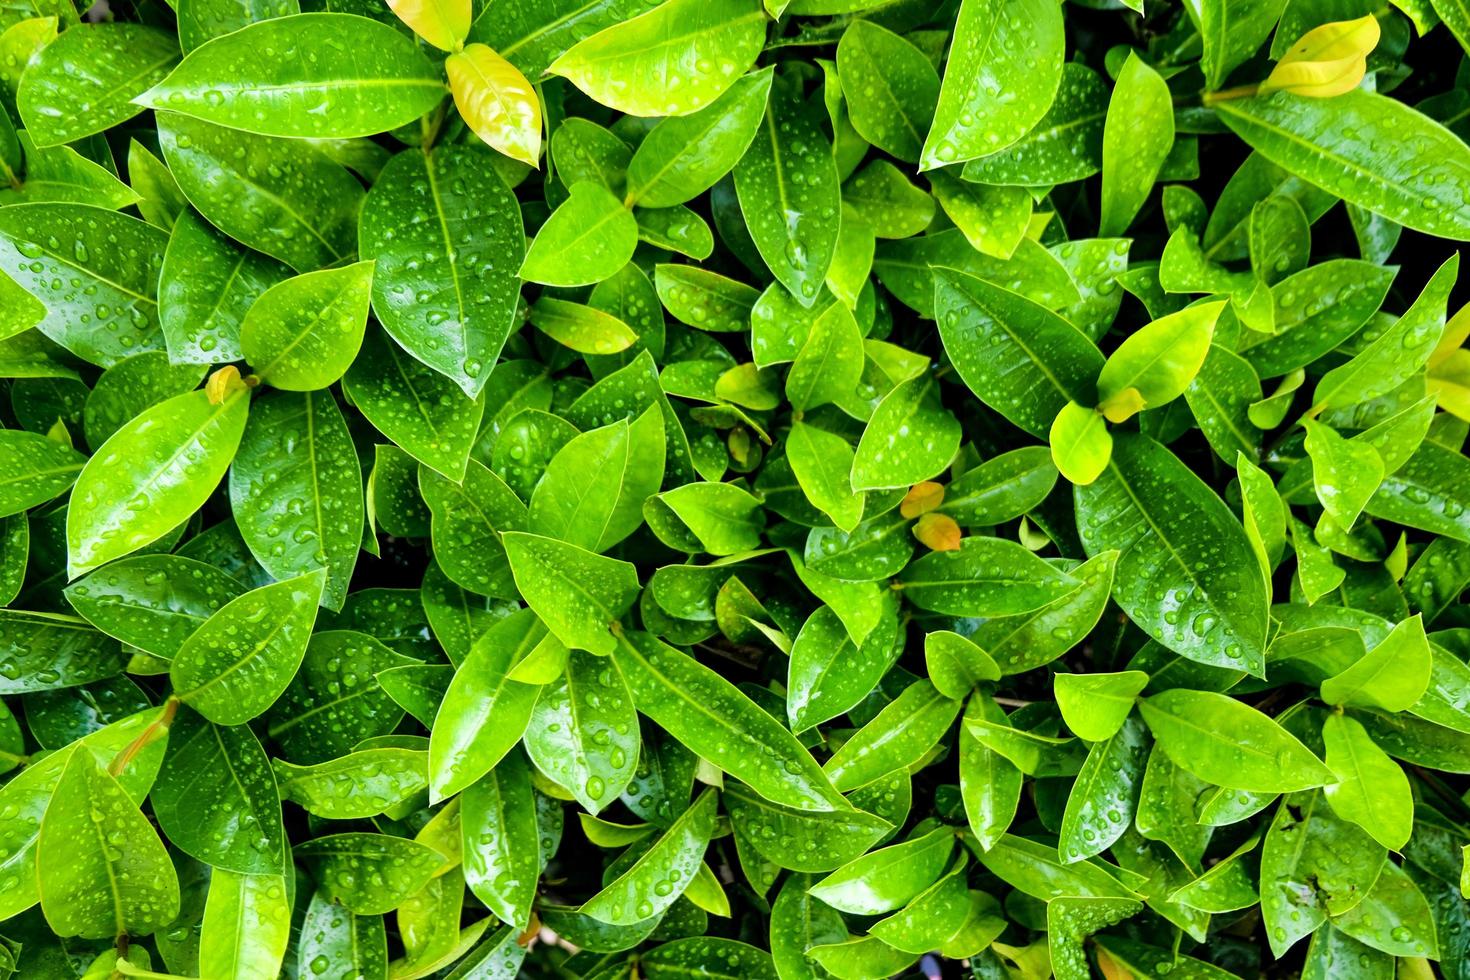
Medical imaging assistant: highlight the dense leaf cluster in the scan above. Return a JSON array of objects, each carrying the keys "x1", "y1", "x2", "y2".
[{"x1": 0, "y1": 0, "x2": 1469, "y2": 977}]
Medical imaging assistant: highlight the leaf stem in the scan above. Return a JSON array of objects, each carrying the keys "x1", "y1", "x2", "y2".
[
  {"x1": 108, "y1": 697, "x2": 179, "y2": 778},
  {"x1": 1203, "y1": 84, "x2": 1261, "y2": 106}
]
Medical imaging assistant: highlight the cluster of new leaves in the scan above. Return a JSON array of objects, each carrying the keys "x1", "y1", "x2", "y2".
[{"x1": 2, "y1": 0, "x2": 1470, "y2": 977}]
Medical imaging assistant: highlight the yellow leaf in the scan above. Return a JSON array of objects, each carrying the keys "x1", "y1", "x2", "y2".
[
  {"x1": 1428, "y1": 301, "x2": 1470, "y2": 370},
  {"x1": 1259, "y1": 15, "x2": 1379, "y2": 97},
  {"x1": 386, "y1": 0, "x2": 469, "y2": 52},
  {"x1": 1258, "y1": 53, "x2": 1367, "y2": 98},
  {"x1": 1429, "y1": 348, "x2": 1470, "y2": 422},
  {"x1": 900, "y1": 480, "x2": 945, "y2": 518},
  {"x1": 1096, "y1": 385, "x2": 1146, "y2": 424},
  {"x1": 206, "y1": 364, "x2": 247, "y2": 405},
  {"x1": 1278, "y1": 14, "x2": 1381, "y2": 64},
  {"x1": 447, "y1": 43, "x2": 542, "y2": 168},
  {"x1": 913, "y1": 512, "x2": 962, "y2": 552}
]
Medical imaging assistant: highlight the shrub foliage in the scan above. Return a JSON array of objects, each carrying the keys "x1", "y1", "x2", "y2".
[{"x1": 0, "y1": 0, "x2": 1469, "y2": 977}]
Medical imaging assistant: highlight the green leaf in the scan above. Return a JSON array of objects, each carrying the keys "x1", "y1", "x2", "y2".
[
  {"x1": 138, "y1": 13, "x2": 445, "y2": 139},
  {"x1": 941, "y1": 447, "x2": 1058, "y2": 526},
  {"x1": 462, "y1": 750, "x2": 541, "y2": 929},
  {"x1": 83, "y1": 352, "x2": 207, "y2": 450},
  {"x1": 359, "y1": 146, "x2": 524, "y2": 398},
  {"x1": 611, "y1": 630, "x2": 846, "y2": 811},
  {"x1": 836, "y1": 20, "x2": 938, "y2": 164},
  {"x1": 581, "y1": 788, "x2": 718, "y2": 925},
  {"x1": 626, "y1": 67, "x2": 773, "y2": 208},
  {"x1": 786, "y1": 421, "x2": 863, "y2": 532},
  {"x1": 158, "y1": 113, "x2": 363, "y2": 273},
  {"x1": 267, "y1": 630, "x2": 410, "y2": 762},
  {"x1": 851, "y1": 376, "x2": 961, "y2": 490},
  {"x1": 1320, "y1": 614, "x2": 1432, "y2": 711},
  {"x1": 787, "y1": 302, "x2": 864, "y2": 412},
  {"x1": 1216, "y1": 91, "x2": 1470, "y2": 240},
  {"x1": 502, "y1": 531, "x2": 639, "y2": 655},
  {"x1": 37, "y1": 749, "x2": 180, "y2": 939},
  {"x1": 1055, "y1": 671, "x2": 1148, "y2": 742},
  {"x1": 868, "y1": 858, "x2": 973, "y2": 955},
  {"x1": 536, "y1": 299, "x2": 637, "y2": 361},
  {"x1": 1321, "y1": 713, "x2": 1412, "y2": 851},
  {"x1": 2, "y1": 133, "x2": 141, "y2": 208},
  {"x1": 298, "y1": 891, "x2": 386, "y2": 977},
  {"x1": 961, "y1": 63, "x2": 1106, "y2": 186},
  {"x1": 294, "y1": 833, "x2": 446, "y2": 916},
  {"x1": 1077, "y1": 432, "x2": 1269, "y2": 676},
  {"x1": 0, "y1": 708, "x2": 168, "y2": 923},
  {"x1": 151, "y1": 707, "x2": 285, "y2": 875},
  {"x1": 276, "y1": 747, "x2": 428, "y2": 818},
  {"x1": 426, "y1": 609, "x2": 543, "y2": 801},
  {"x1": 1332, "y1": 860, "x2": 1438, "y2": 958},
  {"x1": 547, "y1": 0, "x2": 765, "y2": 118},
  {"x1": 176, "y1": 0, "x2": 299, "y2": 52},
  {"x1": 646, "y1": 481, "x2": 764, "y2": 555},
  {"x1": 725, "y1": 781, "x2": 891, "y2": 873},
  {"x1": 1100, "y1": 53, "x2": 1175, "y2": 237},
  {"x1": 771, "y1": 873, "x2": 847, "y2": 979},
  {"x1": 524, "y1": 648, "x2": 639, "y2": 813},
  {"x1": 920, "y1": 0, "x2": 1064, "y2": 169},
  {"x1": 530, "y1": 406, "x2": 664, "y2": 553},
  {"x1": 198, "y1": 871, "x2": 290, "y2": 980},
  {"x1": 344, "y1": 327, "x2": 484, "y2": 482},
  {"x1": 970, "y1": 555, "x2": 1117, "y2": 678},
  {"x1": 170, "y1": 569, "x2": 326, "y2": 725},
  {"x1": 17, "y1": 24, "x2": 177, "y2": 146},
  {"x1": 809, "y1": 826, "x2": 955, "y2": 915},
  {"x1": 419, "y1": 458, "x2": 526, "y2": 599},
  {"x1": 241, "y1": 261, "x2": 373, "y2": 391},
  {"x1": 787, "y1": 599, "x2": 900, "y2": 731},
  {"x1": 934, "y1": 270, "x2": 1104, "y2": 438},
  {"x1": 67, "y1": 387, "x2": 249, "y2": 576},
  {"x1": 923, "y1": 631, "x2": 1000, "y2": 699},
  {"x1": 1198, "y1": 0, "x2": 1287, "y2": 89},
  {"x1": 1303, "y1": 419, "x2": 1383, "y2": 530},
  {"x1": 1049, "y1": 400, "x2": 1112, "y2": 486},
  {"x1": 735, "y1": 73, "x2": 841, "y2": 306},
  {"x1": 520, "y1": 181, "x2": 637, "y2": 288},
  {"x1": 977, "y1": 833, "x2": 1142, "y2": 901},
  {"x1": 1096, "y1": 302, "x2": 1225, "y2": 418},
  {"x1": 896, "y1": 536, "x2": 1080, "y2": 617},
  {"x1": 1313, "y1": 253, "x2": 1457, "y2": 412},
  {"x1": 0, "y1": 613, "x2": 123, "y2": 698},
  {"x1": 0, "y1": 426, "x2": 83, "y2": 517},
  {"x1": 656, "y1": 264, "x2": 759, "y2": 334},
  {"x1": 1059, "y1": 716, "x2": 1150, "y2": 863},
  {"x1": 230, "y1": 390, "x2": 362, "y2": 610},
  {"x1": 928, "y1": 173, "x2": 1031, "y2": 260},
  {"x1": 824, "y1": 680, "x2": 961, "y2": 792},
  {"x1": 1140, "y1": 689, "x2": 1333, "y2": 792},
  {"x1": 0, "y1": 203, "x2": 167, "y2": 365},
  {"x1": 641, "y1": 937, "x2": 777, "y2": 980}
]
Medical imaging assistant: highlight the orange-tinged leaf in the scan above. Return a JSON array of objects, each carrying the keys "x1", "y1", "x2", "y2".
[
  {"x1": 1096, "y1": 947, "x2": 1133, "y2": 980},
  {"x1": 448, "y1": 43, "x2": 542, "y2": 168},
  {"x1": 913, "y1": 512, "x2": 961, "y2": 551},
  {"x1": 900, "y1": 480, "x2": 945, "y2": 518},
  {"x1": 386, "y1": 0, "x2": 470, "y2": 52}
]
